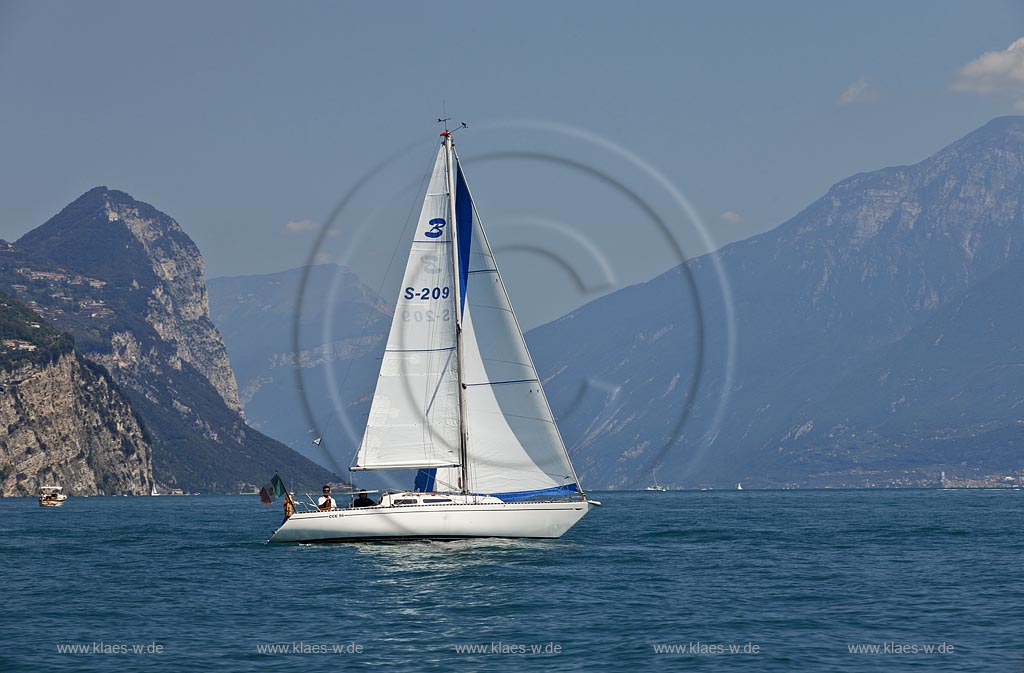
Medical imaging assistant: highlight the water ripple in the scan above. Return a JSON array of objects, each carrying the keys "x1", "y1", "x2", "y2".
[{"x1": 1, "y1": 490, "x2": 1022, "y2": 671}]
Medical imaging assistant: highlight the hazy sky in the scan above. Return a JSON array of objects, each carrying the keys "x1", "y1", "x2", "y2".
[{"x1": 1, "y1": 0, "x2": 1022, "y2": 327}]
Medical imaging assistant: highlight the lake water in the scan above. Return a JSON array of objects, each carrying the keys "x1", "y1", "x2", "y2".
[{"x1": 2, "y1": 489, "x2": 1021, "y2": 671}]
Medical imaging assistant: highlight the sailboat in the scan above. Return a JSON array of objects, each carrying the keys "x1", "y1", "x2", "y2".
[
  {"x1": 269, "y1": 129, "x2": 597, "y2": 543},
  {"x1": 644, "y1": 467, "x2": 668, "y2": 491}
]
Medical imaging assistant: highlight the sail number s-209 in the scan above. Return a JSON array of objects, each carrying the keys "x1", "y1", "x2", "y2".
[{"x1": 403, "y1": 286, "x2": 450, "y2": 300}]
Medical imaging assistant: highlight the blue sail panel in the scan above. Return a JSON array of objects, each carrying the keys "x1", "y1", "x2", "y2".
[
  {"x1": 455, "y1": 164, "x2": 473, "y2": 314},
  {"x1": 492, "y1": 484, "x2": 580, "y2": 502},
  {"x1": 414, "y1": 468, "x2": 437, "y2": 492}
]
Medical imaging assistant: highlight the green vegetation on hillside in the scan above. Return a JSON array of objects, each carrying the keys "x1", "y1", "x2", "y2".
[{"x1": 0, "y1": 292, "x2": 74, "y2": 371}]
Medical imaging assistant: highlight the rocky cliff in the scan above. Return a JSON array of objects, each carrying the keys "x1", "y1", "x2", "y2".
[
  {"x1": 0, "y1": 188, "x2": 336, "y2": 492},
  {"x1": 0, "y1": 295, "x2": 152, "y2": 496},
  {"x1": 17, "y1": 187, "x2": 243, "y2": 414}
]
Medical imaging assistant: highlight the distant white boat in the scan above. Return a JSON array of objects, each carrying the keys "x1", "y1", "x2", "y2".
[
  {"x1": 737, "y1": 483, "x2": 743, "y2": 490},
  {"x1": 151, "y1": 484, "x2": 160, "y2": 496},
  {"x1": 269, "y1": 128, "x2": 596, "y2": 543},
  {"x1": 644, "y1": 467, "x2": 668, "y2": 491},
  {"x1": 39, "y1": 486, "x2": 67, "y2": 507}
]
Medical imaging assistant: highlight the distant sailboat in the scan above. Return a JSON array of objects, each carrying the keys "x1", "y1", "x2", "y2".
[
  {"x1": 269, "y1": 128, "x2": 597, "y2": 543},
  {"x1": 644, "y1": 468, "x2": 668, "y2": 492},
  {"x1": 737, "y1": 483, "x2": 743, "y2": 491}
]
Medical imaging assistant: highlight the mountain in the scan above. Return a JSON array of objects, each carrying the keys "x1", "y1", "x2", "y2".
[
  {"x1": 0, "y1": 293, "x2": 153, "y2": 496},
  {"x1": 208, "y1": 264, "x2": 390, "y2": 469},
  {"x1": 0, "y1": 188, "x2": 336, "y2": 492},
  {"x1": 202, "y1": 117, "x2": 1024, "y2": 490},
  {"x1": 768, "y1": 257, "x2": 1024, "y2": 483},
  {"x1": 528, "y1": 116, "x2": 1024, "y2": 488},
  {"x1": 16, "y1": 186, "x2": 242, "y2": 412}
]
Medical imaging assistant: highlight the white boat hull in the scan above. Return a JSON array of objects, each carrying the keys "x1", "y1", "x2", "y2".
[
  {"x1": 39, "y1": 487, "x2": 67, "y2": 507},
  {"x1": 268, "y1": 499, "x2": 593, "y2": 543}
]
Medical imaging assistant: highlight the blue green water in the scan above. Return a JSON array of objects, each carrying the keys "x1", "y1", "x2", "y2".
[{"x1": 2, "y1": 489, "x2": 1021, "y2": 671}]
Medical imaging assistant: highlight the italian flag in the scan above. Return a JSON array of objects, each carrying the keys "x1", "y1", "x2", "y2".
[{"x1": 259, "y1": 473, "x2": 287, "y2": 504}]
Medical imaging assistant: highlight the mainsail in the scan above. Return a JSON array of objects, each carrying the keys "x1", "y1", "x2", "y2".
[
  {"x1": 353, "y1": 146, "x2": 461, "y2": 471},
  {"x1": 355, "y1": 135, "x2": 581, "y2": 500}
]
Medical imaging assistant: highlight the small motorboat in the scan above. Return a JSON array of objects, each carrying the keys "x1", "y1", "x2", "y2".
[{"x1": 39, "y1": 486, "x2": 67, "y2": 507}]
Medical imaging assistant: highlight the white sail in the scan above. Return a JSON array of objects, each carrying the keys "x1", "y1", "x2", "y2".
[
  {"x1": 450, "y1": 159, "x2": 579, "y2": 497},
  {"x1": 353, "y1": 146, "x2": 462, "y2": 471},
  {"x1": 269, "y1": 133, "x2": 594, "y2": 544}
]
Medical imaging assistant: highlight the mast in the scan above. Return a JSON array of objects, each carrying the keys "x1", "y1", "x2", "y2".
[{"x1": 443, "y1": 130, "x2": 470, "y2": 494}]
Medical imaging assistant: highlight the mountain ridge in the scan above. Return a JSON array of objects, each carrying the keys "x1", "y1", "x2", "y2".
[
  {"x1": 527, "y1": 115, "x2": 1024, "y2": 487},
  {"x1": 205, "y1": 116, "x2": 1024, "y2": 489},
  {"x1": 1, "y1": 188, "x2": 336, "y2": 492}
]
